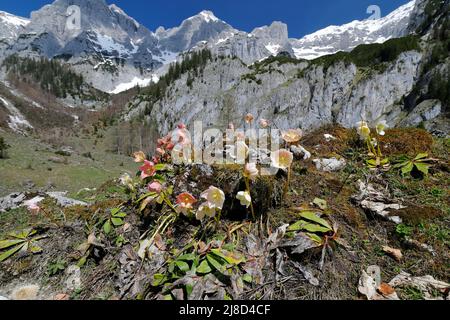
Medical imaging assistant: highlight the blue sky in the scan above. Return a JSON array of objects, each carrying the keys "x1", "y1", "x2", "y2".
[{"x1": 1, "y1": 0, "x2": 411, "y2": 38}]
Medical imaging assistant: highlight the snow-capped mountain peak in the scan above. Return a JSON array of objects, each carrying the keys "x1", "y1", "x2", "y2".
[
  {"x1": 109, "y1": 4, "x2": 140, "y2": 29},
  {"x1": 291, "y1": 0, "x2": 416, "y2": 60},
  {"x1": 195, "y1": 10, "x2": 220, "y2": 23},
  {"x1": 0, "y1": 11, "x2": 29, "y2": 27},
  {"x1": 0, "y1": 11, "x2": 30, "y2": 39}
]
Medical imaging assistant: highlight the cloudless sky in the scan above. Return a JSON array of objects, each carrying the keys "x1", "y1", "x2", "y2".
[{"x1": 1, "y1": 0, "x2": 411, "y2": 38}]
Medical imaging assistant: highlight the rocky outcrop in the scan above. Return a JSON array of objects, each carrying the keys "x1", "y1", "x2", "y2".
[{"x1": 128, "y1": 49, "x2": 425, "y2": 133}]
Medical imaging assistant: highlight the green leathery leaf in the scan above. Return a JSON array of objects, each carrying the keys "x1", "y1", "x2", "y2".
[
  {"x1": 0, "y1": 239, "x2": 24, "y2": 250},
  {"x1": 103, "y1": 220, "x2": 112, "y2": 234},
  {"x1": 175, "y1": 260, "x2": 190, "y2": 272},
  {"x1": 196, "y1": 260, "x2": 212, "y2": 274},
  {"x1": 415, "y1": 163, "x2": 430, "y2": 176},
  {"x1": 111, "y1": 217, "x2": 124, "y2": 226},
  {"x1": 210, "y1": 249, "x2": 245, "y2": 265},
  {"x1": 0, "y1": 244, "x2": 24, "y2": 262},
  {"x1": 401, "y1": 162, "x2": 414, "y2": 176},
  {"x1": 206, "y1": 254, "x2": 226, "y2": 273},
  {"x1": 298, "y1": 211, "x2": 332, "y2": 230}
]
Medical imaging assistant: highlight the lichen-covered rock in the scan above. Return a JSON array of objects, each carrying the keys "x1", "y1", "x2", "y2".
[{"x1": 313, "y1": 158, "x2": 346, "y2": 172}]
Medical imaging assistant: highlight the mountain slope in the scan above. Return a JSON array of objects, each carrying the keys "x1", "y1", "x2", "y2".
[{"x1": 0, "y1": 0, "x2": 422, "y2": 93}]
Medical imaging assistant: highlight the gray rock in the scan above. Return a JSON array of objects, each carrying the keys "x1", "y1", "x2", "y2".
[
  {"x1": 46, "y1": 192, "x2": 88, "y2": 207},
  {"x1": 48, "y1": 156, "x2": 66, "y2": 164},
  {"x1": 291, "y1": 145, "x2": 311, "y2": 160},
  {"x1": 313, "y1": 158, "x2": 346, "y2": 172},
  {"x1": 10, "y1": 285, "x2": 40, "y2": 300},
  {"x1": 399, "y1": 99, "x2": 442, "y2": 127},
  {"x1": 20, "y1": 179, "x2": 35, "y2": 190},
  {"x1": 0, "y1": 193, "x2": 26, "y2": 212},
  {"x1": 65, "y1": 265, "x2": 82, "y2": 291}
]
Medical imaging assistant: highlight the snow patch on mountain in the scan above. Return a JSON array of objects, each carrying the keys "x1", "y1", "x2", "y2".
[
  {"x1": 0, "y1": 96, "x2": 33, "y2": 134},
  {"x1": 93, "y1": 33, "x2": 139, "y2": 56},
  {"x1": 153, "y1": 50, "x2": 179, "y2": 64},
  {"x1": 0, "y1": 11, "x2": 29, "y2": 27},
  {"x1": 110, "y1": 75, "x2": 159, "y2": 94},
  {"x1": 0, "y1": 11, "x2": 30, "y2": 39},
  {"x1": 265, "y1": 43, "x2": 282, "y2": 55}
]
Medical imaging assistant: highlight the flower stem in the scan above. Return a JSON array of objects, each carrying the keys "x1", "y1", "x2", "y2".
[
  {"x1": 244, "y1": 177, "x2": 256, "y2": 220},
  {"x1": 162, "y1": 192, "x2": 178, "y2": 214},
  {"x1": 150, "y1": 212, "x2": 175, "y2": 243},
  {"x1": 283, "y1": 165, "x2": 292, "y2": 201}
]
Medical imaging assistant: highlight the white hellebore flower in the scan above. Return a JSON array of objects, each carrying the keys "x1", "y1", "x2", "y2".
[
  {"x1": 356, "y1": 121, "x2": 371, "y2": 140},
  {"x1": 196, "y1": 202, "x2": 217, "y2": 221},
  {"x1": 271, "y1": 149, "x2": 294, "y2": 170},
  {"x1": 119, "y1": 173, "x2": 134, "y2": 190},
  {"x1": 235, "y1": 140, "x2": 249, "y2": 162},
  {"x1": 376, "y1": 120, "x2": 388, "y2": 136},
  {"x1": 201, "y1": 186, "x2": 226, "y2": 210},
  {"x1": 236, "y1": 191, "x2": 252, "y2": 208},
  {"x1": 244, "y1": 163, "x2": 259, "y2": 180}
]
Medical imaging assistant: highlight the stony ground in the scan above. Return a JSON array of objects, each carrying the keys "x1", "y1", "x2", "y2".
[{"x1": 0, "y1": 126, "x2": 448, "y2": 300}]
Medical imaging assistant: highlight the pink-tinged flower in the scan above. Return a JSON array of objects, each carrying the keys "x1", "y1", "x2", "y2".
[
  {"x1": 201, "y1": 186, "x2": 226, "y2": 210},
  {"x1": 157, "y1": 139, "x2": 165, "y2": 147},
  {"x1": 245, "y1": 113, "x2": 254, "y2": 124},
  {"x1": 282, "y1": 129, "x2": 303, "y2": 144},
  {"x1": 148, "y1": 181, "x2": 163, "y2": 194},
  {"x1": 139, "y1": 160, "x2": 156, "y2": 179},
  {"x1": 177, "y1": 123, "x2": 187, "y2": 129},
  {"x1": 171, "y1": 128, "x2": 191, "y2": 146},
  {"x1": 271, "y1": 149, "x2": 294, "y2": 170},
  {"x1": 259, "y1": 119, "x2": 270, "y2": 128},
  {"x1": 196, "y1": 202, "x2": 217, "y2": 221},
  {"x1": 27, "y1": 204, "x2": 41, "y2": 216},
  {"x1": 152, "y1": 156, "x2": 160, "y2": 164},
  {"x1": 244, "y1": 163, "x2": 259, "y2": 180},
  {"x1": 166, "y1": 143, "x2": 175, "y2": 151},
  {"x1": 176, "y1": 193, "x2": 197, "y2": 216},
  {"x1": 133, "y1": 151, "x2": 146, "y2": 163},
  {"x1": 235, "y1": 131, "x2": 246, "y2": 141},
  {"x1": 156, "y1": 148, "x2": 165, "y2": 155}
]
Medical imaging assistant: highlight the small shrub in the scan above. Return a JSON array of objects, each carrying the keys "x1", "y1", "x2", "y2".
[{"x1": 0, "y1": 136, "x2": 10, "y2": 159}]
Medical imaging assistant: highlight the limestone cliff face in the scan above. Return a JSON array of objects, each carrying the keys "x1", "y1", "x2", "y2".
[{"x1": 127, "y1": 50, "x2": 432, "y2": 134}]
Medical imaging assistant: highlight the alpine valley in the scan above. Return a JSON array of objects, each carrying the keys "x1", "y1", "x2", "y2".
[{"x1": 0, "y1": 0, "x2": 448, "y2": 137}]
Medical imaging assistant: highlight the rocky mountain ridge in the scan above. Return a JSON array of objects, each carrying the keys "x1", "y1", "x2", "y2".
[{"x1": 0, "y1": 0, "x2": 421, "y2": 93}]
